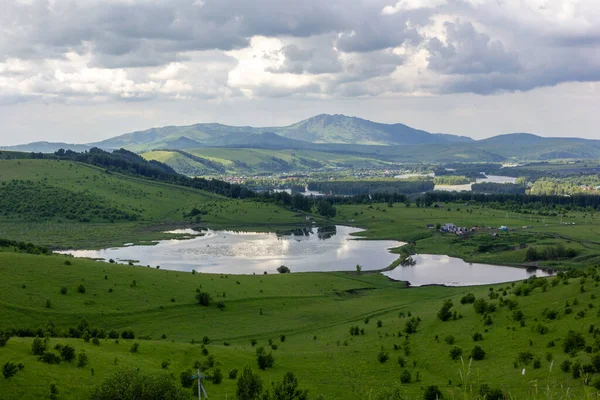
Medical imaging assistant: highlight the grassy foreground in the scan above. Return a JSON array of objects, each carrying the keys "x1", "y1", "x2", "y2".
[{"x1": 1, "y1": 248, "x2": 599, "y2": 399}]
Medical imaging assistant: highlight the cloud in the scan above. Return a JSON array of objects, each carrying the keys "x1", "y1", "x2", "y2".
[
  {"x1": 0, "y1": 0, "x2": 599, "y2": 105},
  {"x1": 426, "y1": 21, "x2": 521, "y2": 75}
]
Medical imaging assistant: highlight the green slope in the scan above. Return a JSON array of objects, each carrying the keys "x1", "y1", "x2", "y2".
[
  {"x1": 0, "y1": 159, "x2": 303, "y2": 248},
  {"x1": 0, "y1": 248, "x2": 598, "y2": 399}
]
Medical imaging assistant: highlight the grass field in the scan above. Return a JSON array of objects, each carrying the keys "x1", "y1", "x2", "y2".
[
  {"x1": 0, "y1": 159, "x2": 307, "y2": 249},
  {"x1": 1, "y1": 249, "x2": 599, "y2": 399}
]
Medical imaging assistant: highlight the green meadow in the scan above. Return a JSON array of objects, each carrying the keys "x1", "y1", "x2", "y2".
[
  {"x1": 1, "y1": 158, "x2": 600, "y2": 399},
  {"x1": 0, "y1": 159, "x2": 307, "y2": 249},
  {"x1": 1, "y1": 249, "x2": 599, "y2": 399}
]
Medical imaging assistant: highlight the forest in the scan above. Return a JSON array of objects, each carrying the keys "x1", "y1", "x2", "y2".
[{"x1": 307, "y1": 180, "x2": 434, "y2": 195}]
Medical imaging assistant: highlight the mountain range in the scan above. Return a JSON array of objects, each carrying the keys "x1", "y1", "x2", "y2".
[{"x1": 2, "y1": 114, "x2": 600, "y2": 174}]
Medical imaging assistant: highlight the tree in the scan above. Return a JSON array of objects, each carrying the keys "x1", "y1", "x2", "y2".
[
  {"x1": 77, "y1": 351, "x2": 89, "y2": 368},
  {"x1": 449, "y1": 347, "x2": 463, "y2": 361},
  {"x1": 263, "y1": 372, "x2": 309, "y2": 400},
  {"x1": 31, "y1": 337, "x2": 47, "y2": 356},
  {"x1": 356, "y1": 264, "x2": 362, "y2": 273},
  {"x1": 212, "y1": 368, "x2": 223, "y2": 384},
  {"x1": 180, "y1": 369, "x2": 194, "y2": 388},
  {"x1": 400, "y1": 369, "x2": 411, "y2": 384},
  {"x1": 471, "y1": 346, "x2": 486, "y2": 361},
  {"x1": 256, "y1": 347, "x2": 275, "y2": 370},
  {"x1": 195, "y1": 291, "x2": 212, "y2": 306},
  {"x1": 78, "y1": 284, "x2": 86, "y2": 294},
  {"x1": 277, "y1": 265, "x2": 290, "y2": 274},
  {"x1": 460, "y1": 293, "x2": 475, "y2": 304},
  {"x1": 89, "y1": 369, "x2": 187, "y2": 400},
  {"x1": 60, "y1": 286, "x2": 68, "y2": 295},
  {"x1": 423, "y1": 386, "x2": 443, "y2": 400},
  {"x1": 563, "y1": 330, "x2": 586, "y2": 354},
  {"x1": 236, "y1": 367, "x2": 263, "y2": 400},
  {"x1": 316, "y1": 200, "x2": 336, "y2": 218},
  {"x1": 437, "y1": 300, "x2": 454, "y2": 322},
  {"x1": 60, "y1": 344, "x2": 76, "y2": 362},
  {"x1": 525, "y1": 247, "x2": 538, "y2": 262},
  {"x1": 0, "y1": 330, "x2": 11, "y2": 347},
  {"x1": 473, "y1": 299, "x2": 489, "y2": 314},
  {"x1": 2, "y1": 362, "x2": 19, "y2": 379}
]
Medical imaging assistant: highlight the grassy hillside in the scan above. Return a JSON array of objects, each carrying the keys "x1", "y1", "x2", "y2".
[
  {"x1": 1, "y1": 248, "x2": 599, "y2": 399},
  {"x1": 142, "y1": 148, "x2": 396, "y2": 176},
  {"x1": 0, "y1": 159, "x2": 305, "y2": 248}
]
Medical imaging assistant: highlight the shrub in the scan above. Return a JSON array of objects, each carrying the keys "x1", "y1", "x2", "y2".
[
  {"x1": 161, "y1": 360, "x2": 170, "y2": 369},
  {"x1": 92, "y1": 337, "x2": 101, "y2": 346},
  {"x1": 256, "y1": 347, "x2": 274, "y2": 370},
  {"x1": 397, "y1": 356, "x2": 406, "y2": 367},
  {"x1": 277, "y1": 265, "x2": 290, "y2": 274},
  {"x1": 563, "y1": 330, "x2": 586, "y2": 354},
  {"x1": 77, "y1": 351, "x2": 88, "y2": 368},
  {"x1": 229, "y1": 369, "x2": 238, "y2": 380},
  {"x1": 89, "y1": 369, "x2": 187, "y2": 400},
  {"x1": 212, "y1": 368, "x2": 223, "y2": 384},
  {"x1": 121, "y1": 330, "x2": 135, "y2": 340},
  {"x1": 377, "y1": 349, "x2": 389, "y2": 364},
  {"x1": 0, "y1": 330, "x2": 10, "y2": 347},
  {"x1": 517, "y1": 351, "x2": 534, "y2": 365},
  {"x1": 250, "y1": 339, "x2": 257, "y2": 347},
  {"x1": 265, "y1": 372, "x2": 308, "y2": 400},
  {"x1": 473, "y1": 299, "x2": 490, "y2": 314},
  {"x1": 77, "y1": 284, "x2": 86, "y2": 294},
  {"x1": 471, "y1": 346, "x2": 486, "y2": 361},
  {"x1": 473, "y1": 332, "x2": 483, "y2": 342},
  {"x1": 280, "y1": 334, "x2": 286, "y2": 343},
  {"x1": 31, "y1": 337, "x2": 47, "y2": 356},
  {"x1": 400, "y1": 369, "x2": 411, "y2": 384},
  {"x1": 2, "y1": 362, "x2": 20, "y2": 379},
  {"x1": 423, "y1": 385, "x2": 443, "y2": 400},
  {"x1": 108, "y1": 330, "x2": 119, "y2": 339},
  {"x1": 195, "y1": 291, "x2": 212, "y2": 306},
  {"x1": 60, "y1": 345, "x2": 76, "y2": 362},
  {"x1": 560, "y1": 360, "x2": 572, "y2": 372},
  {"x1": 236, "y1": 367, "x2": 263, "y2": 400},
  {"x1": 130, "y1": 343, "x2": 139, "y2": 353},
  {"x1": 39, "y1": 351, "x2": 61, "y2": 364},
  {"x1": 460, "y1": 293, "x2": 476, "y2": 304},
  {"x1": 437, "y1": 299, "x2": 454, "y2": 322},
  {"x1": 444, "y1": 335, "x2": 455, "y2": 345},
  {"x1": 479, "y1": 384, "x2": 504, "y2": 400},
  {"x1": 180, "y1": 369, "x2": 194, "y2": 388},
  {"x1": 60, "y1": 287, "x2": 68, "y2": 295},
  {"x1": 449, "y1": 347, "x2": 463, "y2": 361},
  {"x1": 202, "y1": 336, "x2": 210, "y2": 345}
]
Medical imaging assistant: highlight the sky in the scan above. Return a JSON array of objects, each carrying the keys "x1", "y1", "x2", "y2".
[{"x1": 0, "y1": 0, "x2": 599, "y2": 145}]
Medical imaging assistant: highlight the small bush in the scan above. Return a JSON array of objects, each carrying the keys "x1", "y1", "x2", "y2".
[
  {"x1": 229, "y1": 369, "x2": 238, "y2": 380},
  {"x1": 563, "y1": 330, "x2": 585, "y2": 354},
  {"x1": 277, "y1": 265, "x2": 290, "y2": 273},
  {"x1": 400, "y1": 369, "x2": 411, "y2": 384},
  {"x1": 377, "y1": 349, "x2": 389, "y2": 364},
  {"x1": 39, "y1": 351, "x2": 61, "y2": 364},
  {"x1": 449, "y1": 347, "x2": 463, "y2": 361},
  {"x1": 130, "y1": 343, "x2": 139, "y2": 353},
  {"x1": 473, "y1": 332, "x2": 483, "y2": 342},
  {"x1": 256, "y1": 347, "x2": 274, "y2": 370},
  {"x1": 460, "y1": 293, "x2": 475, "y2": 304},
  {"x1": 423, "y1": 385, "x2": 443, "y2": 400},
  {"x1": 195, "y1": 292, "x2": 212, "y2": 306},
  {"x1": 77, "y1": 351, "x2": 88, "y2": 368},
  {"x1": 444, "y1": 335, "x2": 455, "y2": 345},
  {"x1": 212, "y1": 368, "x2": 223, "y2": 384},
  {"x1": 77, "y1": 284, "x2": 86, "y2": 294},
  {"x1": 60, "y1": 287, "x2": 68, "y2": 295},
  {"x1": 32, "y1": 337, "x2": 47, "y2": 356},
  {"x1": 2, "y1": 362, "x2": 20, "y2": 379},
  {"x1": 180, "y1": 369, "x2": 194, "y2": 388},
  {"x1": 471, "y1": 346, "x2": 486, "y2": 361},
  {"x1": 161, "y1": 360, "x2": 170, "y2": 369},
  {"x1": 60, "y1": 345, "x2": 76, "y2": 362}
]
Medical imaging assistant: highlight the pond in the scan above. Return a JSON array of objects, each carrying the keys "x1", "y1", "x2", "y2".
[
  {"x1": 382, "y1": 254, "x2": 553, "y2": 287},
  {"x1": 57, "y1": 226, "x2": 402, "y2": 274}
]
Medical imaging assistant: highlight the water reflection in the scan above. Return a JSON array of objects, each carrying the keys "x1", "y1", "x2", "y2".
[
  {"x1": 57, "y1": 226, "x2": 402, "y2": 274},
  {"x1": 382, "y1": 254, "x2": 553, "y2": 287}
]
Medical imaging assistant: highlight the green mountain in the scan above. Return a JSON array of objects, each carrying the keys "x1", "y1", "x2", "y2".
[
  {"x1": 0, "y1": 141, "x2": 93, "y2": 153},
  {"x1": 90, "y1": 114, "x2": 474, "y2": 151}
]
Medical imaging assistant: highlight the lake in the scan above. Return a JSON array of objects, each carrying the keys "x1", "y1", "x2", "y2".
[
  {"x1": 382, "y1": 254, "x2": 553, "y2": 287},
  {"x1": 57, "y1": 226, "x2": 402, "y2": 274}
]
